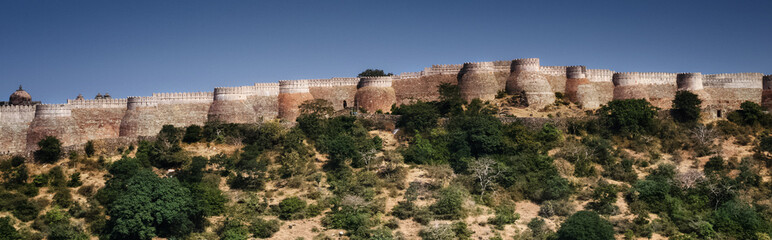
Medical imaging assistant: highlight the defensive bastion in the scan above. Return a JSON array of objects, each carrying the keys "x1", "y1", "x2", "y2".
[{"x1": 0, "y1": 57, "x2": 768, "y2": 154}]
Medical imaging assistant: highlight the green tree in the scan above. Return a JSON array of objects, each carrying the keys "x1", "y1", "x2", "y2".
[
  {"x1": 728, "y1": 101, "x2": 770, "y2": 126},
  {"x1": 357, "y1": 69, "x2": 393, "y2": 77},
  {"x1": 34, "y1": 136, "x2": 62, "y2": 163},
  {"x1": 84, "y1": 140, "x2": 95, "y2": 157},
  {"x1": 105, "y1": 170, "x2": 197, "y2": 239},
  {"x1": 437, "y1": 83, "x2": 465, "y2": 116},
  {"x1": 182, "y1": 125, "x2": 203, "y2": 144},
  {"x1": 278, "y1": 196, "x2": 307, "y2": 220},
  {"x1": 556, "y1": 211, "x2": 614, "y2": 240},
  {"x1": 0, "y1": 216, "x2": 22, "y2": 240},
  {"x1": 671, "y1": 91, "x2": 702, "y2": 123},
  {"x1": 393, "y1": 101, "x2": 440, "y2": 135},
  {"x1": 431, "y1": 186, "x2": 467, "y2": 220},
  {"x1": 598, "y1": 99, "x2": 658, "y2": 137}
]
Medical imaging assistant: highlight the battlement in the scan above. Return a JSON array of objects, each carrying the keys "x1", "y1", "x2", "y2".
[
  {"x1": 126, "y1": 96, "x2": 157, "y2": 109},
  {"x1": 513, "y1": 58, "x2": 540, "y2": 72},
  {"x1": 308, "y1": 77, "x2": 360, "y2": 87},
  {"x1": 213, "y1": 86, "x2": 256, "y2": 100},
  {"x1": 566, "y1": 66, "x2": 587, "y2": 79},
  {"x1": 66, "y1": 98, "x2": 128, "y2": 109},
  {"x1": 426, "y1": 64, "x2": 463, "y2": 75},
  {"x1": 492, "y1": 60, "x2": 512, "y2": 72},
  {"x1": 151, "y1": 91, "x2": 214, "y2": 104},
  {"x1": 358, "y1": 76, "x2": 393, "y2": 88},
  {"x1": 764, "y1": 75, "x2": 772, "y2": 90},
  {"x1": 704, "y1": 73, "x2": 763, "y2": 89},
  {"x1": 540, "y1": 66, "x2": 567, "y2": 76},
  {"x1": 612, "y1": 72, "x2": 676, "y2": 86},
  {"x1": 0, "y1": 105, "x2": 37, "y2": 113},
  {"x1": 35, "y1": 104, "x2": 72, "y2": 118},
  {"x1": 586, "y1": 69, "x2": 614, "y2": 83},
  {"x1": 461, "y1": 62, "x2": 495, "y2": 72},
  {"x1": 253, "y1": 82, "x2": 280, "y2": 96},
  {"x1": 397, "y1": 71, "x2": 424, "y2": 79},
  {"x1": 677, "y1": 73, "x2": 704, "y2": 91},
  {"x1": 279, "y1": 80, "x2": 310, "y2": 94}
]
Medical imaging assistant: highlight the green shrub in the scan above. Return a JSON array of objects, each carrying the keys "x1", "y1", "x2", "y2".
[
  {"x1": 488, "y1": 203, "x2": 519, "y2": 228},
  {"x1": 430, "y1": 186, "x2": 466, "y2": 220},
  {"x1": 66, "y1": 172, "x2": 82, "y2": 187},
  {"x1": 182, "y1": 125, "x2": 203, "y2": 143},
  {"x1": 556, "y1": 211, "x2": 614, "y2": 240},
  {"x1": 393, "y1": 101, "x2": 440, "y2": 134},
  {"x1": 278, "y1": 196, "x2": 307, "y2": 220},
  {"x1": 598, "y1": 99, "x2": 658, "y2": 137},
  {"x1": 250, "y1": 218, "x2": 281, "y2": 238},
  {"x1": 0, "y1": 216, "x2": 22, "y2": 240},
  {"x1": 587, "y1": 181, "x2": 619, "y2": 215},
  {"x1": 34, "y1": 136, "x2": 62, "y2": 163},
  {"x1": 218, "y1": 219, "x2": 249, "y2": 240},
  {"x1": 52, "y1": 188, "x2": 73, "y2": 208},
  {"x1": 84, "y1": 141, "x2": 95, "y2": 157},
  {"x1": 671, "y1": 91, "x2": 702, "y2": 124},
  {"x1": 538, "y1": 200, "x2": 575, "y2": 217}
]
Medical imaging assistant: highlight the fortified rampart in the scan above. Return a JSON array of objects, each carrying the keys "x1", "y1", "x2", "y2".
[
  {"x1": 0, "y1": 57, "x2": 769, "y2": 155},
  {"x1": 763, "y1": 75, "x2": 772, "y2": 110},
  {"x1": 355, "y1": 76, "x2": 396, "y2": 113},
  {"x1": 278, "y1": 80, "x2": 313, "y2": 121},
  {"x1": 27, "y1": 104, "x2": 85, "y2": 151}
]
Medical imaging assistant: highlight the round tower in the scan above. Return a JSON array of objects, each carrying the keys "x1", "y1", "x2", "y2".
[
  {"x1": 355, "y1": 76, "x2": 396, "y2": 113},
  {"x1": 119, "y1": 97, "x2": 159, "y2": 137},
  {"x1": 564, "y1": 66, "x2": 589, "y2": 103},
  {"x1": 612, "y1": 73, "x2": 648, "y2": 100},
  {"x1": 278, "y1": 80, "x2": 313, "y2": 121},
  {"x1": 27, "y1": 104, "x2": 84, "y2": 151},
  {"x1": 507, "y1": 58, "x2": 555, "y2": 108},
  {"x1": 762, "y1": 75, "x2": 772, "y2": 110},
  {"x1": 208, "y1": 86, "x2": 257, "y2": 123},
  {"x1": 457, "y1": 62, "x2": 498, "y2": 102},
  {"x1": 676, "y1": 73, "x2": 704, "y2": 91}
]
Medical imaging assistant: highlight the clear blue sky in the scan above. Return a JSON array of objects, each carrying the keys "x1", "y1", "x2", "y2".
[{"x1": 1, "y1": 0, "x2": 771, "y2": 103}]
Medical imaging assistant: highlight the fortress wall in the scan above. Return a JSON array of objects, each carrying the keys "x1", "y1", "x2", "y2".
[
  {"x1": 27, "y1": 104, "x2": 85, "y2": 151},
  {"x1": 565, "y1": 66, "x2": 588, "y2": 102},
  {"x1": 0, "y1": 105, "x2": 36, "y2": 154},
  {"x1": 209, "y1": 86, "x2": 259, "y2": 123},
  {"x1": 308, "y1": 78, "x2": 359, "y2": 111},
  {"x1": 278, "y1": 80, "x2": 313, "y2": 121},
  {"x1": 66, "y1": 98, "x2": 128, "y2": 141},
  {"x1": 424, "y1": 64, "x2": 463, "y2": 75},
  {"x1": 120, "y1": 92, "x2": 213, "y2": 137},
  {"x1": 763, "y1": 75, "x2": 772, "y2": 110},
  {"x1": 458, "y1": 62, "x2": 498, "y2": 102},
  {"x1": 703, "y1": 73, "x2": 764, "y2": 110},
  {"x1": 541, "y1": 66, "x2": 568, "y2": 93},
  {"x1": 576, "y1": 69, "x2": 615, "y2": 109},
  {"x1": 356, "y1": 76, "x2": 396, "y2": 113},
  {"x1": 509, "y1": 58, "x2": 555, "y2": 108},
  {"x1": 392, "y1": 74, "x2": 458, "y2": 105},
  {"x1": 120, "y1": 97, "x2": 158, "y2": 137}
]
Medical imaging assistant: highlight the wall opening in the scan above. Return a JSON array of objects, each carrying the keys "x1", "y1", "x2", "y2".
[
  {"x1": 343, "y1": 100, "x2": 347, "y2": 109},
  {"x1": 717, "y1": 110, "x2": 722, "y2": 118}
]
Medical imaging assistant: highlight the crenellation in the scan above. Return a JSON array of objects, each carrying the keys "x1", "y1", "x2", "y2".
[{"x1": 2, "y1": 56, "x2": 770, "y2": 154}]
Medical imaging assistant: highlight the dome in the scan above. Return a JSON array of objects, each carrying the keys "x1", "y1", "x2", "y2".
[{"x1": 9, "y1": 85, "x2": 31, "y2": 105}]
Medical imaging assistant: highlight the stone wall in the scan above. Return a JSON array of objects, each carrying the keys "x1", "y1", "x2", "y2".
[
  {"x1": 458, "y1": 62, "x2": 498, "y2": 102},
  {"x1": 355, "y1": 76, "x2": 396, "y2": 113},
  {"x1": 308, "y1": 78, "x2": 359, "y2": 111},
  {"x1": 392, "y1": 74, "x2": 457, "y2": 104},
  {"x1": 27, "y1": 104, "x2": 85, "y2": 151},
  {"x1": 0, "y1": 105, "x2": 35, "y2": 154},
  {"x1": 68, "y1": 98, "x2": 128, "y2": 141}
]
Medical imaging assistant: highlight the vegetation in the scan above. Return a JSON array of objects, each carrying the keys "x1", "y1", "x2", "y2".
[{"x1": 3, "y1": 85, "x2": 772, "y2": 239}]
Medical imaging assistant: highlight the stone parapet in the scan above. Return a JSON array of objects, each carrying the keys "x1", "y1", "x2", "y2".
[
  {"x1": 66, "y1": 98, "x2": 128, "y2": 109},
  {"x1": 677, "y1": 73, "x2": 704, "y2": 91},
  {"x1": 587, "y1": 69, "x2": 614, "y2": 83},
  {"x1": 513, "y1": 58, "x2": 540, "y2": 72},
  {"x1": 566, "y1": 66, "x2": 587, "y2": 79},
  {"x1": 358, "y1": 76, "x2": 394, "y2": 88},
  {"x1": 704, "y1": 73, "x2": 763, "y2": 89},
  {"x1": 35, "y1": 104, "x2": 72, "y2": 118},
  {"x1": 279, "y1": 80, "x2": 310, "y2": 94}
]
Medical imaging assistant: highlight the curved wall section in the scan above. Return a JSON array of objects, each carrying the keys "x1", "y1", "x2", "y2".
[
  {"x1": 355, "y1": 76, "x2": 396, "y2": 113},
  {"x1": 278, "y1": 80, "x2": 313, "y2": 121},
  {"x1": 458, "y1": 62, "x2": 498, "y2": 102},
  {"x1": 27, "y1": 104, "x2": 84, "y2": 151}
]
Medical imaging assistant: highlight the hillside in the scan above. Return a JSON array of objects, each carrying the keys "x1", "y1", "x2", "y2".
[{"x1": 1, "y1": 90, "x2": 772, "y2": 240}]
